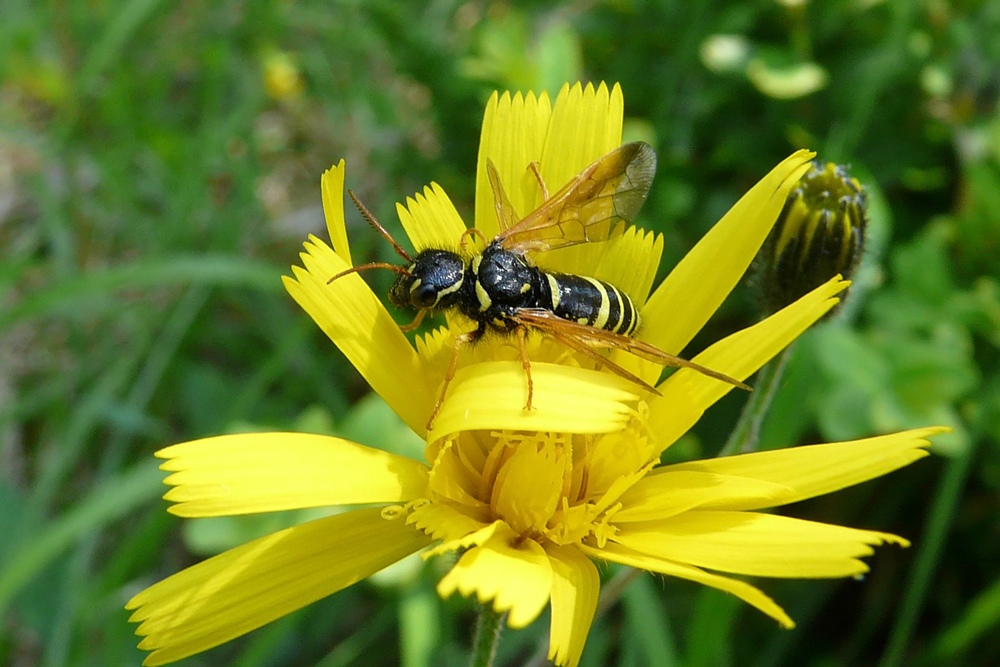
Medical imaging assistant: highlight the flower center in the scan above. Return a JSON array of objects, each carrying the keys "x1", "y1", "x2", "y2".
[{"x1": 424, "y1": 413, "x2": 657, "y2": 548}]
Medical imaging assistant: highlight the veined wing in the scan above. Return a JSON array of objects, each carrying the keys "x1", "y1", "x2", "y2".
[
  {"x1": 492, "y1": 142, "x2": 656, "y2": 254},
  {"x1": 511, "y1": 308, "x2": 751, "y2": 391},
  {"x1": 486, "y1": 156, "x2": 521, "y2": 233}
]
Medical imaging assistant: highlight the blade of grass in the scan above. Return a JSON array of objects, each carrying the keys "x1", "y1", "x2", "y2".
[
  {"x1": 42, "y1": 287, "x2": 209, "y2": 667},
  {"x1": 223, "y1": 316, "x2": 315, "y2": 424},
  {"x1": 824, "y1": 0, "x2": 917, "y2": 161},
  {"x1": 624, "y1": 576, "x2": 680, "y2": 667},
  {"x1": 2, "y1": 255, "x2": 283, "y2": 333},
  {"x1": 0, "y1": 460, "x2": 164, "y2": 618},
  {"x1": 878, "y1": 443, "x2": 975, "y2": 667},
  {"x1": 400, "y1": 584, "x2": 440, "y2": 667},
  {"x1": 928, "y1": 573, "x2": 1000, "y2": 661},
  {"x1": 312, "y1": 605, "x2": 398, "y2": 667},
  {"x1": 30, "y1": 346, "x2": 144, "y2": 514},
  {"x1": 77, "y1": 0, "x2": 171, "y2": 94},
  {"x1": 686, "y1": 588, "x2": 739, "y2": 667}
]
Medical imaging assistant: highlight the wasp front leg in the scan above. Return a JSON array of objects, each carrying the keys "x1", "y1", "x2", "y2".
[
  {"x1": 426, "y1": 325, "x2": 484, "y2": 431},
  {"x1": 399, "y1": 308, "x2": 427, "y2": 333},
  {"x1": 398, "y1": 308, "x2": 427, "y2": 333}
]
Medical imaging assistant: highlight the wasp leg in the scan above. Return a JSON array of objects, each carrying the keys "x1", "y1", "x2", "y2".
[
  {"x1": 459, "y1": 227, "x2": 488, "y2": 251},
  {"x1": 527, "y1": 162, "x2": 550, "y2": 201},
  {"x1": 426, "y1": 326, "x2": 483, "y2": 431},
  {"x1": 398, "y1": 308, "x2": 427, "y2": 333},
  {"x1": 516, "y1": 325, "x2": 534, "y2": 410}
]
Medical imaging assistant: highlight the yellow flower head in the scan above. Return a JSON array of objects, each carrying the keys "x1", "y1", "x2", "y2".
[{"x1": 126, "y1": 83, "x2": 946, "y2": 667}]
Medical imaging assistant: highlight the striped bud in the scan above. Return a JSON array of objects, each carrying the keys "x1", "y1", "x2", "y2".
[{"x1": 757, "y1": 161, "x2": 868, "y2": 315}]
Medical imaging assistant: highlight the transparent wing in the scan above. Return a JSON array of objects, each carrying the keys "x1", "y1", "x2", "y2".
[
  {"x1": 486, "y1": 158, "x2": 521, "y2": 233},
  {"x1": 510, "y1": 308, "x2": 750, "y2": 391},
  {"x1": 493, "y1": 142, "x2": 657, "y2": 254}
]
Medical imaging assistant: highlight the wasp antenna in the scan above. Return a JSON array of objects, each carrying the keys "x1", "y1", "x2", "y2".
[
  {"x1": 327, "y1": 262, "x2": 412, "y2": 285},
  {"x1": 348, "y1": 190, "x2": 414, "y2": 262}
]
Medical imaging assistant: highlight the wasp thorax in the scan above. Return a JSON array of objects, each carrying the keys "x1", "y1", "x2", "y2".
[
  {"x1": 758, "y1": 161, "x2": 868, "y2": 315},
  {"x1": 388, "y1": 249, "x2": 466, "y2": 310}
]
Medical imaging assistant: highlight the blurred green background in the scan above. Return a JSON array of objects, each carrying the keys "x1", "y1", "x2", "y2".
[{"x1": 2, "y1": 1, "x2": 999, "y2": 666}]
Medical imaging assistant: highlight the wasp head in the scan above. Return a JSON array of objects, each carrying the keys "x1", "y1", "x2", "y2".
[{"x1": 388, "y1": 249, "x2": 465, "y2": 310}]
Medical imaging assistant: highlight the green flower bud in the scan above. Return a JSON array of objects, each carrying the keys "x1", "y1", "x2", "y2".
[{"x1": 757, "y1": 161, "x2": 868, "y2": 315}]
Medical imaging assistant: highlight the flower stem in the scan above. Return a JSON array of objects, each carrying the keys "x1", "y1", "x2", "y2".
[
  {"x1": 595, "y1": 566, "x2": 642, "y2": 617},
  {"x1": 470, "y1": 604, "x2": 505, "y2": 667},
  {"x1": 717, "y1": 345, "x2": 793, "y2": 457}
]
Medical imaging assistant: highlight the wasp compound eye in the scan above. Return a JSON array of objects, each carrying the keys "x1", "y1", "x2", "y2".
[
  {"x1": 390, "y1": 250, "x2": 466, "y2": 311},
  {"x1": 757, "y1": 161, "x2": 868, "y2": 316},
  {"x1": 411, "y1": 282, "x2": 438, "y2": 309}
]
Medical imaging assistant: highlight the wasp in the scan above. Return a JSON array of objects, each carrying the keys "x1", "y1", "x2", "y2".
[{"x1": 332, "y1": 142, "x2": 749, "y2": 429}]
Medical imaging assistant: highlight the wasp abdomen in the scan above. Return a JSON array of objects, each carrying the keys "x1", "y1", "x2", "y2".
[{"x1": 543, "y1": 272, "x2": 640, "y2": 336}]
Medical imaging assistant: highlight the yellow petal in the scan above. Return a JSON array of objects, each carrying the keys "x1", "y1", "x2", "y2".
[
  {"x1": 582, "y1": 541, "x2": 794, "y2": 629},
  {"x1": 536, "y1": 82, "x2": 626, "y2": 274},
  {"x1": 407, "y1": 501, "x2": 488, "y2": 544},
  {"x1": 437, "y1": 522, "x2": 553, "y2": 628},
  {"x1": 540, "y1": 82, "x2": 624, "y2": 203},
  {"x1": 641, "y1": 149, "x2": 816, "y2": 355},
  {"x1": 396, "y1": 182, "x2": 468, "y2": 252},
  {"x1": 476, "y1": 89, "x2": 552, "y2": 238},
  {"x1": 612, "y1": 511, "x2": 907, "y2": 578},
  {"x1": 647, "y1": 275, "x2": 849, "y2": 451},
  {"x1": 423, "y1": 519, "x2": 503, "y2": 559},
  {"x1": 656, "y1": 427, "x2": 947, "y2": 510},
  {"x1": 157, "y1": 433, "x2": 430, "y2": 517},
  {"x1": 613, "y1": 471, "x2": 795, "y2": 523},
  {"x1": 127, "y1": 508, "x2": 431, "y2": 666},
  {"x1": 283, "y1": 237, "x2": 434, "y2": 435},
  {"x1": 428, "y1": 361, "x2": 641, "y2": 441},
  {"x1": 321, "y1": 160, "x2": 351, "y2": 265},
  {"x1": 424, "y1": 437, "x2": 491, "y2": 512},
  {"x1": 546, "y1": 544, "x2": 599, "y2": 667}
]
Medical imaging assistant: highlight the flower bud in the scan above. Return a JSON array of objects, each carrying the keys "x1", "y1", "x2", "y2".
[{"x1": 757, "y1": 161, "x2": 868, "y2": 315}]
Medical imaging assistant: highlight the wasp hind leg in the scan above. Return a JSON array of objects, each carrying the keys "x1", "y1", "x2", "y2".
[
  {"x1": 516, "y1": 325, "x2": 535, "y2": 411},
  {"x1": 426, "y1": 325, "x2": 484, "y2": 431},
  {"x1": 459, "y1": 228, "x2": 488, "y2": 251},
  {"x1": 527, "y1": 162, "x2": 550, "y2": 201}
]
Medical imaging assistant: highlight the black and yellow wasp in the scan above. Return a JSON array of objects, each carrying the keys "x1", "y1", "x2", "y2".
[{"x1": 332, "y1": 142, "x2": 748, "y2": 427}]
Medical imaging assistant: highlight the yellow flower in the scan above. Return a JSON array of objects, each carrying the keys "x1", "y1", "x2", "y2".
[
  {"x1": 261, "y1": 50, "x2": 304, "y2": 102},
  {"x1": 126, "y1": 83, "x2": 946, "y2": 667}
]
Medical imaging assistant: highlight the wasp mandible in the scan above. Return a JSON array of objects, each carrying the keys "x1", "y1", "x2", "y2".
[{"x1": 331, "y1": 142, "x2": 749, "y2": 429}]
